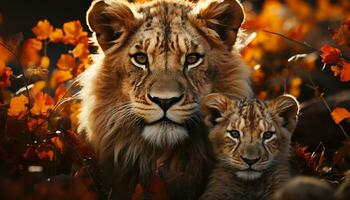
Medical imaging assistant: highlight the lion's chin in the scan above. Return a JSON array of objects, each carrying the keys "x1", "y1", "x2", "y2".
[
  {"x1": 141, "y1": 122, "x2": 188, "y2": 147},
  {"x1": 235, "y1": 170, "x2": 262, "y2": 180}
]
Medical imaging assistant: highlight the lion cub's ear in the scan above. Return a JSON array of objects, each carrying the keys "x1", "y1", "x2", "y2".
[
  {"x1": 86, "y1": 0, "x2": 140, "y2": 51},
  {"x1": 191, "y1": 0, "x2": 244, "y2": 49},
  {"x1": 201, "y1": 93, "x2": 233, "y2": 128},
  {"x1": 268, "y1": 94, "x2": 300, "y2": 132}
]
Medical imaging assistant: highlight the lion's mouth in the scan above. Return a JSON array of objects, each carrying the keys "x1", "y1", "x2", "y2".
[{"x1": 146, "y1": 116, "x2": 183, "y2": 126}]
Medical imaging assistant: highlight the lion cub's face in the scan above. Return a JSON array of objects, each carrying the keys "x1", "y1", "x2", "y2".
[
  {"x1": 86, "y1": 0, "x2": 246, "y2": 146},
  {"x1": 201, "y1": 94, "x2": 299, "y2": 180}
]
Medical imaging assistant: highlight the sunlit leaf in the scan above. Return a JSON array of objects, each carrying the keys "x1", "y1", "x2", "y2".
[
  {"x1": 50, "y1": 70, "x2": 73, "y2": 89},
  {"x1": 57, "y1": 54, "x2": 75, "y2": 71},
  {"x1": 49, "y1": 28, "x2": 64, "y2": 43},
  {"x1": 30, "y1": 92, "x2": 55, "y2": 116},
  {"x1": 331, "y1": 107, "x2": 350, "y2": 124},
  {"x1": 39, "y1": 56, "x2": 50, "y2": 68},
  {"x1": 7, "y1": 94, "x2": 29, "y2": 119},
  {"x1": 32, "y1": 20, "x2": 53, "y2": 40},
  {"x1": 63, "y1": 20, "x2": 88, "y2": 45}
]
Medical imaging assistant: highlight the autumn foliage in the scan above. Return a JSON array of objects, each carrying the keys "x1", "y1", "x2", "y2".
[{"x1": 0, "y1": 0, "x2": 350, "y2": 199}]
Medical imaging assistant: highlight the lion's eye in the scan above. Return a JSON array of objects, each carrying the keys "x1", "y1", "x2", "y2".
[
  {"x1": 131, "y1": 53, "x2": 148, "y2": 70},
  {"x1": 228, "y1": 130, "x2": 240, "y2": 139},
  {"x1": 185, "y1": 53, "x2": 203, "y2": 70},
  {"x1": 262, "y1": 131, "x2": 275, "y2": 140}
]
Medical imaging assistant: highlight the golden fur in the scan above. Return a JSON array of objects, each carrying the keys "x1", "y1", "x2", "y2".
[
  {"x1": 78, "y1": 0, "x2": 251, "y2": 199},
  {"x1": 200, "y1": 94, "x2": 299, "y2": 200}
]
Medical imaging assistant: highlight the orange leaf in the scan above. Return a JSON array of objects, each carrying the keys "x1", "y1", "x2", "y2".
[
  {"x1": 20, "y1": 39, "x2": 42, "y2": 67},
  {"x1": 51, "y1": 137, "x2": 64, "y2": 152},
  {"x1": 63, "y1": 21, "x2": 88, "y2": 45},
  {"x1": 320, "y1": 45, "x2": 341, "y2": 64},
  {"x1": 50, "y1": 70, "x2": 73, "y2": 89},
  {"x1": 73, "y1": 43, "x2": 89, "y2": 59},
  {"x1": 57, "y1": 54, "x2": 75, "y2": 71},
  {"x1": 32, "y1": 20, "x2": 53, "y2": 40},
  {"x1": 8, "y1": 94, "x2": 29, "y2": 119},
  {"x1": 30, "y1": 92, "x2": 55, "y2": 116},
  {"x1": 49, "y1": 28, "x2": 64, "y2": 43},
  {"x1": 340, "y1": 61, "x2": 350, "y2": 82},
  {"x1": 331, "y1": 107, "x2": 350, "y2": 124}
]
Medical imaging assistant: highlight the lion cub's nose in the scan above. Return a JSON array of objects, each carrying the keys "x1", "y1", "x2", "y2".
[
  {"x1": 241, "y1": 156, "x2": 260, "y2": 166},
  {"x1": 148, "y1": 94, "x2": 183, "y2": 112}
]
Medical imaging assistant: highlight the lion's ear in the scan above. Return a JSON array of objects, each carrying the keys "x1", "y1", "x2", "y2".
[
  {"x1": 268, "y1": 94, "x2": 300, "y2": 132},
  {"x1": 201, "y1": 93, "x2": 232, "y2": 127},
  {"x1": 86, "y1": 0, "x2": 139, "y2": 51},
  {"x1": 192, "y1": 0, "x2": 244, "y2": 49}
]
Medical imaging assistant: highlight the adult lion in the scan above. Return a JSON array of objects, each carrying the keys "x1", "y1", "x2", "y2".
[{"x1": 78, "y1": 0, "x2": 251, "y2": 199}]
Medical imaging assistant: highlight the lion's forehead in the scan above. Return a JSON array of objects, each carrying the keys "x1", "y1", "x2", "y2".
[
  {"x1": 227, "y1": 101, "x2": 275, "y2": 137},
  {"x1": 130, "y1": 1, "x2": 204, "y2": 65}
]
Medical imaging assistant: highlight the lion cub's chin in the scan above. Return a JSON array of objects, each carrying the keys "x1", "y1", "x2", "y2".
[
  {"x1": 235, "y1": 170, "x2": 262, "y2": 180},
  {"x1": 141, "y1": 122, "x2": 188, "y2": 147}
]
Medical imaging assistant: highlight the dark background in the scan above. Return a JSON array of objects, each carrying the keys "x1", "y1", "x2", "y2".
[{"x1": 0, "y1": 0, "x2": 92, "y2": 37}]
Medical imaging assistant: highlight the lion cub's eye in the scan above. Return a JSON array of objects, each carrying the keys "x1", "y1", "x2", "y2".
[
  {"x1": 185, "y1": 53, "x2": 203, "y2": 70},
  {"x1": 131, "y1": 53, "x2": 148, "y2": 70},
  {"x1": 262, "y1": 131, "x2": 275, "y2": 140},
  {"x1": 228, "y1": 130, "x2": 240, "y2": 139}
]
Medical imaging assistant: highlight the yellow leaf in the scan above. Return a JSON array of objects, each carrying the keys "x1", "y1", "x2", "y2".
[
  {"x1": 8, "y1": 95, "x2": 29, "y2": 119},
  {"x1": 39, "y1": 56, "x2": 50, "y2": 68},
  {"x1": 30, "y1": 81, "x2": 46, "y2": 99},
  {"x1": 331, "y1": 107, "x2": 350, "y2": 124}
]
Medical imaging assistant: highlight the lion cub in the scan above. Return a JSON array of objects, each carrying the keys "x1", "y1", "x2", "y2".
[{"x1": 200, "y1": 93, "x2": 300, "y2": 200}]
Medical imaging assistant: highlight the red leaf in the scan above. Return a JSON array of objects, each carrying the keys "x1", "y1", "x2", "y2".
[{"x1": 320, "y1": 45, "x2": 341, "y2": 64}]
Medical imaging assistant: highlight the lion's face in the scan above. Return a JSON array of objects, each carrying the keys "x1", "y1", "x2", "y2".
[
  {"x1": 201, "y1": 94, "x2": 299, "y2": 180},
  {"x1": 125, "y1": 12, "x2": 211, "y2": 145},
  {"x1": 83, "y1": 0, "x2": 250, "y2": 147}
]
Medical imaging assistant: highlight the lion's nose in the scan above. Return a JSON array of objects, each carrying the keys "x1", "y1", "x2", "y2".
[
  {"x1": 241, "y1": 156, "x2": 260, "y2": 166},
  {"x1": 148, "y1": 94, "x2": 184, "y2": 112}
]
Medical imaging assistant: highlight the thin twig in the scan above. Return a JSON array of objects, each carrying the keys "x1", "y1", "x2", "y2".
[
  {"x1": 307, "y1": 74, "x2": 350, "y2": 139},
  {"x1": 263, "y1": 30, "x2": 316, "y2": 51}
]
